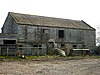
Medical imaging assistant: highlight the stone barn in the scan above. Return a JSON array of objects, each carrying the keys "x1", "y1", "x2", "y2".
[{"x1": 0, "y1": 12, "x2": 96, "y2": 55}]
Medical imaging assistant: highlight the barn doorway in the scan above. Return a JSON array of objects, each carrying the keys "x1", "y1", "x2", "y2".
[{"x1": 3, "y1": 40, "x2": 16, "y2": 44}]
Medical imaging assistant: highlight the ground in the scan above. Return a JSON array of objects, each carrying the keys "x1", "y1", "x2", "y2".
[{"x1": 0, "y1": 56, "x2": 100, "y2": 75}]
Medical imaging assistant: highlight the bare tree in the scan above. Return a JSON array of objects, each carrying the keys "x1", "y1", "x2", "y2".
[{"x1": 96, "y1": 25, "x2": 100, "y2": 46}]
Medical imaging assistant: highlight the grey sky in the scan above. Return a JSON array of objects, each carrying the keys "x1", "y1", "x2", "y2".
[{"x1": 0, "y1": 0, "x2": 100, "y2": 32}]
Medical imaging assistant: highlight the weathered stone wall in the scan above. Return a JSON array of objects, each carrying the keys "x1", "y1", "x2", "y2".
[
  {"x1": 64, "y1": 29, "x2": 95, "y2": 49},
  {"x1": 0, "y1": 33, "x2": 17, "y2": 39},
  {"x1": 2, "y1": 13, "x2": 96, "y2": 49},
  {"x1": 2, "y1": 13, "x2": 18, "y2": 34},
  {"x1": 0, "y1": 33, "x2": 17, "y2": 45},
  {"x1": 17, "y1": 25, "x2": 95, "y2": 49},
  {"x1": 1, "y1": 21, "x2": 95, "y2": 55},
  {"x1": 1, "y1": 13, "x2": 95, "y2": 55}
]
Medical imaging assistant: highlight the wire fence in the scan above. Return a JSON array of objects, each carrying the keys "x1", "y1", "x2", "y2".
[
  {"x1": 18, "y1": 47, "x2": 47, "y2": 56},
  {"x1": 0, "y1": 47, "x2": 47, "y2": 56}
]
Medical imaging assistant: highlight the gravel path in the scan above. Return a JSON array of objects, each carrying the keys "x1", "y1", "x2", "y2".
[{"x1": 0, "y1": 58, "x2": 100, "y2": 75}]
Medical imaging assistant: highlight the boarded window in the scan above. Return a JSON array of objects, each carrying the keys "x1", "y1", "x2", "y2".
[{"x1": 58, "y1": 30, "x2": 64, "y2": 38}]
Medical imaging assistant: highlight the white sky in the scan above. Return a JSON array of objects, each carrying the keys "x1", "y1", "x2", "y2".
[{"x1": 0, "y1": 0, "x2": 100, "y2": 33}]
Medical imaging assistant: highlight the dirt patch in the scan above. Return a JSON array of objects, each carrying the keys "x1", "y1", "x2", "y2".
[{"x1": 0, "y1": 58, "x2": 100, "y2": 75}]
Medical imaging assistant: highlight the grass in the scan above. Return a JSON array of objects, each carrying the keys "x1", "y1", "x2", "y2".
[
  {"x1": 0, "y1": 55, "x2": 100, "y2": 62},
  {"x1": 0, "y1": 56, "x2": 22, "y2": 61}
]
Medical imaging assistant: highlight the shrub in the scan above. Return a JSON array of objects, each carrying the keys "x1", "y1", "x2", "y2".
[{"x1": 92, "y1": 45, "x2": 100, "y2": 55}]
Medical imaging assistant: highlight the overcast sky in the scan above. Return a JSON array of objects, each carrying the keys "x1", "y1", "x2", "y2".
[{"x1": 0, "y1": 0, "x2": 100, "y2": 33}]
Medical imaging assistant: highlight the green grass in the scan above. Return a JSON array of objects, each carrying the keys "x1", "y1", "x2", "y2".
[
  {"x1": 0, "y1": 55, "x2": 100, "y2": 61},
  {"x1": 0, "y1": 56, "x2": 25, "y2": 61}
]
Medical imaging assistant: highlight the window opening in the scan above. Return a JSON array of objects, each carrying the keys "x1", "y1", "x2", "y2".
[
  {"x1": 58, "y1": 30, "x2": 64, "y2": 38},
  {"x1": 43, "y1": 29, "x2": 49, "y2": 34},
  {"x1": 73, "y1": 45, "x2": 77, "y2": 49},
  {"x1": 61, "y1": 44, "x2": 65, "y2": 47},
  {"x1": 3, "y1": 40, "x2": 16, "y2": 44},
  {"x1": 82, "y1": 45, "x2": 86, "y2": 48}
]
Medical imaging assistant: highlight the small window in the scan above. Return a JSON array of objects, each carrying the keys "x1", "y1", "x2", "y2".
[
  {"x1": 83, "y1": 45, "x2": 86, "y2": 48},
  {"x1": 61, "y1": 44, "x2": 65, "y2": 47},
  {"x1": 33, "y1": 45, "x2": 42, "y2": 47},
  {"x1": 58, "y1": 30, "x2": 64, "y2": 38},
  {"x1": 33, "y1": 45, "x2": 38, "y2": 47},
  {"x1": 19, "y1": 45, "x2": 23, "y2": 47},
  {"x1": 33, "y1": 45, "x2": 42, "y2": 50},
  {"x1": 73, "y1": 45, "x2": 77, "y2": 49},
  {"x1": 39, "y1": 45, "x2": 42, "y2": 49},
  {"x1": 43, "y1": 29, "x2": 49, "y2": 34},
  {"x1": 3, "y1": 40, "x2": 16, "y2": 44}
]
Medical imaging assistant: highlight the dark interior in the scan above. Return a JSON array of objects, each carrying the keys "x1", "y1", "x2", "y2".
[
  {"x1": 3, "y1": 40, "x2": 16, "y2": 44},
  {"x1": 73, "y1": 45, "x2": 77, "y2": 49},
  {"x1": 58, "y1": 30, "x2": 64, "y2": 38}
]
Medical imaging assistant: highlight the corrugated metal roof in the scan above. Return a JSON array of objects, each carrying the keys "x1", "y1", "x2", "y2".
[{"x1": 9, "y1": 12, "x2": 94, "y2": 30}]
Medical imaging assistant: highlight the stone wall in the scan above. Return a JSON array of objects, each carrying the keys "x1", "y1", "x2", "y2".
[
  {"x1": 17, "y1": 25, "x2": 95, "y2": 49},
  {"x1": 2, "y1": 13, "x2": 18, "y2": 34}
]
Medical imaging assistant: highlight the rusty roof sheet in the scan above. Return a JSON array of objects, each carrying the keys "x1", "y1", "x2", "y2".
[{"x1": 9, "y1": 12, "x2": 94, "y2": 30}]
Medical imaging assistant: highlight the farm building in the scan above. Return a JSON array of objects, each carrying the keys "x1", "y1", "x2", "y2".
[{"x1": 0, "y1": 12, "x2": 96, "y2": 55}]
